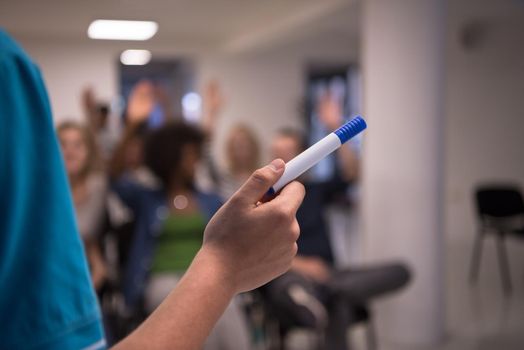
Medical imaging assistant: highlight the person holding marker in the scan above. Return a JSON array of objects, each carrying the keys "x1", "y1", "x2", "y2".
[{"x1": 0, "y1": 29, "x2": 304, "y2": 350}]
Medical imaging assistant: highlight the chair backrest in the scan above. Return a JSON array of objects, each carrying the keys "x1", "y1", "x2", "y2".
[{"x1": 475, "y1": 185, "x2": 524, "y2": 218}]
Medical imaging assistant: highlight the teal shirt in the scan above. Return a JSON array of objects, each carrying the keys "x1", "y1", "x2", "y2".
[{"x1": 0, "y1": 30, "x2": 105, "y2": 349}]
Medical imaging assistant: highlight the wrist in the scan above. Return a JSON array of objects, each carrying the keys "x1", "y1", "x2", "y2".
[{"x1": 190, "y1": 247, "x2": 237, "y2": 298}]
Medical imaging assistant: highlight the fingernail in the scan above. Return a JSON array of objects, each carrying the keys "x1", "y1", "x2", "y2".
[{"x1": 268, "y1": 159, "x2": 285, "y2": 172}]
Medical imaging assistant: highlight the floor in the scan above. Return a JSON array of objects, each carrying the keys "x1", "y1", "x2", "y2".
[{"x1": 365, "y1": 233, "x2": 524, "y2": 350}]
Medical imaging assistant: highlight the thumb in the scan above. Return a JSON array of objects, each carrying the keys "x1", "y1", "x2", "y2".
[{"x1": 234, "y1": 159, "x2": 285, "y2": 205}]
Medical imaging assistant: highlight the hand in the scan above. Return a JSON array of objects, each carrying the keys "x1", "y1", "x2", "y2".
[
  {"x1": 81, "y1": 87, "x2": 99, "y2": 128},
  {"x1": 202, "y1": 80, "x2": 224, "y2": 134},
  {"x1": 318, "y1": 92, "x2": 343, "y2": 132},
  {"x1": 200, "y1": 159, "x2": 305, "y2": 293},
  {"x1": 204, "y1": 80, "x2": 223, "y2": 117},
  {"x1": 126, "y1": 80, "x2": 155, "y2": 124},
  {"x1": 292, "y1": 256, "x2": 332, "y2": 283},
  {"x1": 81, "y1": 86, "x2": 96, "y2": 115}
]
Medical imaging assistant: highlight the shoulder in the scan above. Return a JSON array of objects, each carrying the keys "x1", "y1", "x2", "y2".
[
  {"x1": 0, "y1": 30, "x2": 28, "y2": 59},
  {"x1": 0, "y1": 30, "x2": 39, "y2": 75}
]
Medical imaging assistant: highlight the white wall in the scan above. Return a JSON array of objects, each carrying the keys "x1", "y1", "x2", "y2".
[
  {"x1": 16, "y1": 36, "x2": 209, "y2": 124},
  {"x1": 18, "y1": 38, "x2": 119, "y2": 123},
  {"x1": 360, "y1": 0, "x2": 524, "y2": 346},
  {"x1": 361, "y1": 0, "x2": 445, "y2": 345},
  {"x1": 444, "y1": 0, "x2": 524, "y2": 332},
  {"x1": 445, "y1": 5, "x2": 524, "y2": 238}
]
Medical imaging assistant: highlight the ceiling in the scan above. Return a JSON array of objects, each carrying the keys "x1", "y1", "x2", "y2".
[
  {"x1": 4, "y1": 0, "x2": 521, "y2": 55},
  {"x1": 0, "y1": 0, "x2": 359, "y2": 53}
]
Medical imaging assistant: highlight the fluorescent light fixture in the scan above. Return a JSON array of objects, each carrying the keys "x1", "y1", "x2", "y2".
[
  {"x1": 182, "y1": 92, "x2": 202, "y2": 113},
  {"x1": 88, "y1": 20, "x2": 158, "y2": 40},
  {"x1": 120, "y1": 49, "x2": 152, "y2": 65}
]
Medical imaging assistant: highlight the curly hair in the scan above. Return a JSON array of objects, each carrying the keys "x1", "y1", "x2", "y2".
[{"x1": 144, "y1": 121, "x2": 204, "y2": 188}]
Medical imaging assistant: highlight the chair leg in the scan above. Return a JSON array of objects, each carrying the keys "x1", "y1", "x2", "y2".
[
  {"x1": 495, "y1": 233, "x2": 512, "y2": 296},
  {"x1": 469, "y1": 230, "x2": 484, "y2": 285},
  {"x1": 366, "y1": 318, "x2": 378, "y2": 350}
]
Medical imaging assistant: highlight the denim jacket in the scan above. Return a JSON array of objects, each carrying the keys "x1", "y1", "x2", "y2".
[{"x1": 111, "y1": 174, "x2": 223, "y2": 310}]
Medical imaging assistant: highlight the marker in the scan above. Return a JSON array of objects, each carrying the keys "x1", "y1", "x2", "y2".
[{"x1": 269, "y1": 116, "x2": 367, "y2": 194}]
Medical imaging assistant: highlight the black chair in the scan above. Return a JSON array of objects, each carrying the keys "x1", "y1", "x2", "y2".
[
  {"x1": 469, "y1": 185, "x2": 524, "y2": 295},
  {"x1": 259, "y1": 291, "x2": 376, "y2": 350}
]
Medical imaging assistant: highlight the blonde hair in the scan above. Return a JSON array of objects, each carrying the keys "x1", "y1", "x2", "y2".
[
  {"x1": 57, "y1": 121, "x2": 102, "y2": 179},
  {"x1": 226, "y1": 124, "x2": 260, "y2": 173}
]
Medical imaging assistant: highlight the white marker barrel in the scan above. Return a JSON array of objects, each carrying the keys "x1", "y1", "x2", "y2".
[
  {"x1": 269, "y1": 116, "x2": 367, "y2": 194},
  {"x1": 271, "y1": 133, "x2": 341, "y2": 193}
]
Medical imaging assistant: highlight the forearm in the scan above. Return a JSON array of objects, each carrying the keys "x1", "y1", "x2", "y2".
[{"x1": 112, "y1": 248, "x2": 235, "y2": 350}]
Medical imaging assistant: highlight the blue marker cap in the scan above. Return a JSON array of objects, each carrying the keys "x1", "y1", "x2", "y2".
[{"x1": 334, "y1": 116, "x2": 367, "y2": 144}]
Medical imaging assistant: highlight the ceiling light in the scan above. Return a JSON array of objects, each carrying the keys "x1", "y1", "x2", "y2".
[
  {"x1": 182, "y1": 92, "x2": 202, "y2": 113},
  {"x1": 120, "y1": 50, "x2": 152, "y2": 65},
  {"x1": 88, "y1": 20, "x2": 158, "y2": 41},
  {"x1": 182, "y1": 92, "x2": 202, "y2": 123}
]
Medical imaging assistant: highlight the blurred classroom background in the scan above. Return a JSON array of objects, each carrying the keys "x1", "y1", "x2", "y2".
[{"x1": 1, "y1": 0, "x2": 524, "y2": 349}]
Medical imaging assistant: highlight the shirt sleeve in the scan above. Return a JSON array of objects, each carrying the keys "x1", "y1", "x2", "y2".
[{"x1": 0, "y1": 30, "x2": 105, "y2": 349}]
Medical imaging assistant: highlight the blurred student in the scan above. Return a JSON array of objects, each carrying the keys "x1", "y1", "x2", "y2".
[
  {"x1": 109, "y1": 121, "x2": 151, "y2": 183},
  {"x1": 0, "y1": 29, "x2": 304, "y2": 350},
  {"x1": 57, "y1": 121, "x2": 108, "y2": 291},
  {"x1": 82, "y1": 87, "x2": 118, "y2": 160},
  {"x1": 201, "y1": 81, "x2": 261, "y2": 199},
  {"x1": 109, "y1": 81, "x2": 160, "y2": 184},
  {"x1": 206, "y1": 123, "x2": 261, "y2": 200},
  {"x1": 112, "y1": 122, "x2": 252, "y2": 350},
  {"x1": 109, "y1": 80, "x2": 178, "y2": 188},
  {"x1": 264, "y1": 94, "x2": 410, "y2": 350}
]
